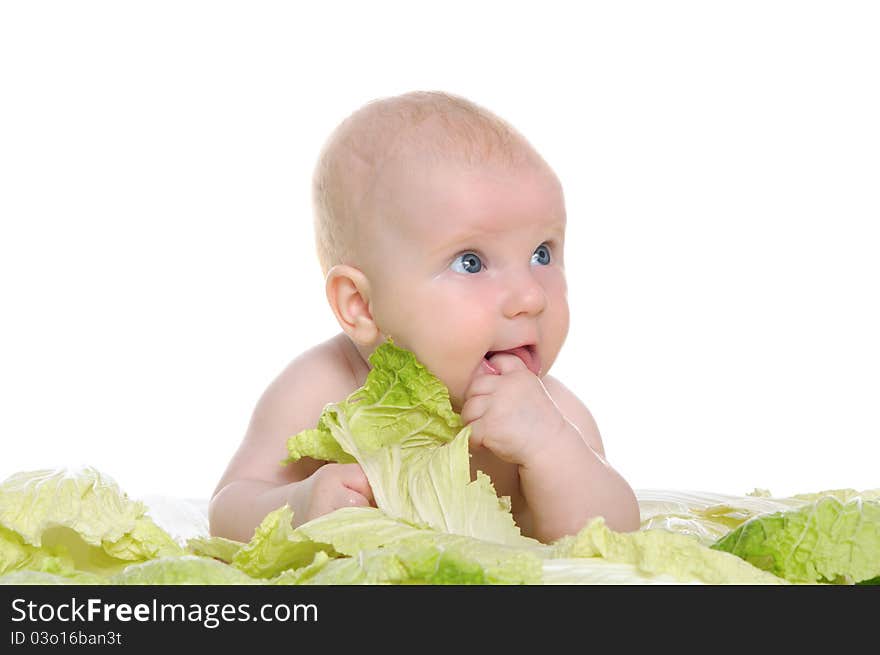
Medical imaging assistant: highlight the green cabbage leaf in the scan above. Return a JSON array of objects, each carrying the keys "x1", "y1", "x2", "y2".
[
  {"x1": 285, "y1": 340, "x2": 532, "y2": 547},
  {"x1": 711, "y1": 496, "x2": 880, "y2": 584}
]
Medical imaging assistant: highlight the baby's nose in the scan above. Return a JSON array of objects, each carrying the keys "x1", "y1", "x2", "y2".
[{"x1": 501, "y1": 270, "x2": 546, "y2": 318}]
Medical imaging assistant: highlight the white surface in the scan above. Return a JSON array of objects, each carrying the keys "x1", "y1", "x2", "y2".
[
  {"x1": 141, "y1": 495, "x2": 210, "y2": 545},
  {"x1": 1, "y1": 2, "x2": 878, "y2": 501}
]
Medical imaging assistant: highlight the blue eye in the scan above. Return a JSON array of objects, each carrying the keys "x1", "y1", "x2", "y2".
[
  {"x1": 450, "y1": 252, "x2": 483, "y2": 274},
  {"x1": 531, "y1": 244, "x2": 551, "y2": 266}
]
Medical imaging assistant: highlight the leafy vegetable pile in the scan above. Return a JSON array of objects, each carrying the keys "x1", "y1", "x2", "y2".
[{"x1": 1, "y1": 342, "x2": 878, "y2": 585}]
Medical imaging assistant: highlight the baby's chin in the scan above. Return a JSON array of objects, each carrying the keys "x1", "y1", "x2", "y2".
[
  {"x1": 448, "y1": 384, "x2": 471, "y2": 415},
  {"x1": 435, "y1": 357, "x2": 501, "y2": 414},
  {"x1": 445, "y1": 366, "x2": 487, "y2": 414}
]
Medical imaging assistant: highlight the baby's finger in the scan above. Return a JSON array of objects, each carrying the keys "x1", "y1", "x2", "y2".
[
  {"x1": 339, "y1": 463, "x2": 374, "y2": 505},
  {"x1": 463, "y1": 373, "x2": 499, "y2": 401},
  {"x1": 460, "y1": 394, "x2": 491, "y2": 426},
  {"x1": 486, "y1": 352, "x2": 529, "y2": 375},
  {"x1": 333, "y1": 487, "x2": 372, "y2": 510},
  {"x1": 466, "y1": 418, "x2": 488, "y2": 451}
]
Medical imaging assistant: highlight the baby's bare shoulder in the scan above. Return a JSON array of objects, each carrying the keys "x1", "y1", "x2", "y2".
[
  {"x1": 542, "y1": 374, "x2": 605, "y2": 457},
  {"x1": 256, "y1": 335, "x2": 362, "y2": 448},
  {"x1": 213, "y1": 334, "x2": 361, "y2": 491},
  {"x1": 268, "y1": 334, "x2": 358, "y2": 400}
]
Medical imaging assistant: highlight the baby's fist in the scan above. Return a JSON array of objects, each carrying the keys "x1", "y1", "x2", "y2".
[
  {"x1": 288, "y1": 463, "x2": 375, "y2": 527},
  {"x1": 460, "y1": 353, "x2": 568, "y2": 465}
]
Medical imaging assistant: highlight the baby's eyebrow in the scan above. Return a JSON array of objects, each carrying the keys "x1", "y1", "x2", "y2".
[
  {"x1": 429, "y1": 218, "x2": 565, "y2": 256},
  {"x1": 429, "y1": 230, "x2": 484, "y2": 254},
  {"x1": 546, "y1": 219, "x2": 566, "y2": 239}
]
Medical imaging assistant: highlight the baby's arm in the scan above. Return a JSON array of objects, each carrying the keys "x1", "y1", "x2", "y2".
[
  {"x1": 209, "y1": 340, "x2": 371, "y2": 542},
  {"x1": 461, "y1": 354, "x2": 640, "y2": 543},
  {"x1": 524, "y1": 375, "x2": 640, "y2": 539}
]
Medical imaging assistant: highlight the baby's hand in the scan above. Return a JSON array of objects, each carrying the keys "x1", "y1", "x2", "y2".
[
  {"x1": 287, "y1": 463, "x2": 375, "y2": 527},
  {"x1": 460, "y1": 353, "x2": 571, "y2": 466}
]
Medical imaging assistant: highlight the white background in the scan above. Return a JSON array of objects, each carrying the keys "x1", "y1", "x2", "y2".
[{"x1": 1, "y1": 2, "x2": 877, "y2": 502}]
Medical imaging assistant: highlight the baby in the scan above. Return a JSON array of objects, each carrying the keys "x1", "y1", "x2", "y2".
[{"x1": 209, "y1": 91, "x2": 640, "y2": 544}]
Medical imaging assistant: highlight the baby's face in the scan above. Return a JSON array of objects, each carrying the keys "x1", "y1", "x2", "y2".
[{"x1": 360, "y1": 156, "x2": 570, "y2": 411}]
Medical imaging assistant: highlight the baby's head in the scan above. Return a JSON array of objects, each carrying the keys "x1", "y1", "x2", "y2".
[{"x1": 313, "y1": 91, "x2": 569, "y2": 410}]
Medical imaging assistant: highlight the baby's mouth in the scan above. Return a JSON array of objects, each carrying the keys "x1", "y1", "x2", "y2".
[{"x1": 483, "y1": 344, "x2": 541, "y2": 376}]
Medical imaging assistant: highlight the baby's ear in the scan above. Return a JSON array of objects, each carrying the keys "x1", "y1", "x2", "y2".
[{"x1": 325, "y1": 264, "x2": 380, "y2": 346}]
